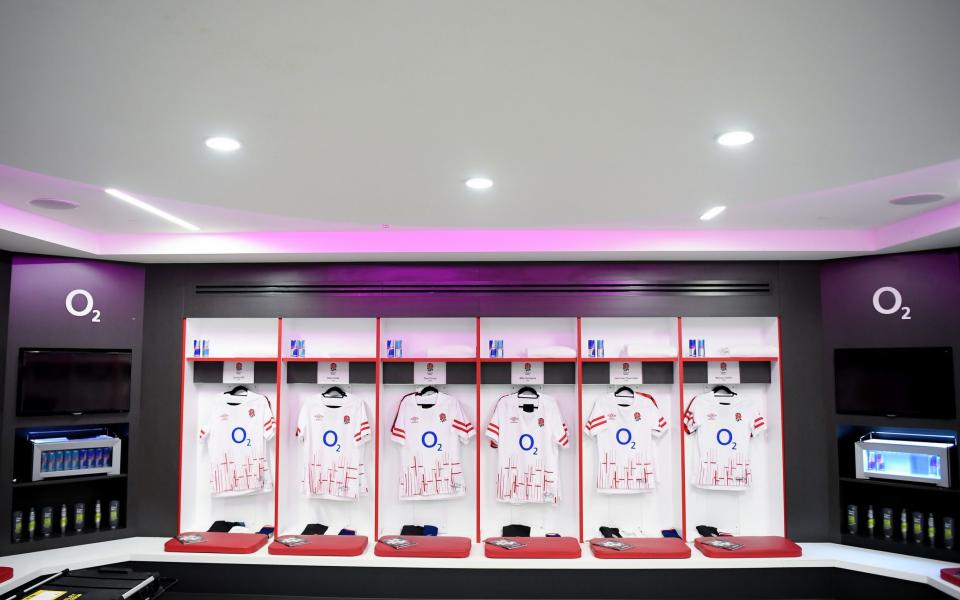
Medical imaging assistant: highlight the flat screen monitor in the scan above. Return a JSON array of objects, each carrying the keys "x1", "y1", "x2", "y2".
[
  {"x1": 834, "y1": 347, "x2": 956, "y2": 419},
  {"x1": 17, "y1": 349, "x2": 132, "y2": 416}
]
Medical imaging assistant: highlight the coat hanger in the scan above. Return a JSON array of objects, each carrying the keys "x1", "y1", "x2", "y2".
[
  {"x1": 516, "y1": 386, "x2": 540, "y2": 399},
  {"x1": 322, "y1": 386, "x2": 347, "y2": 398},
  {"x1": 712, "y1": 385, "x2": 737, "y2": 396},
  {"x1": 224, "y1": 385, "x2": 249, "y2": 396},
  {"x1": 417, "y1": 386, "x2": 439, "y2": 396},
  {"x1": 614, "y1": 386, "x2": 635, "y2": 397}
]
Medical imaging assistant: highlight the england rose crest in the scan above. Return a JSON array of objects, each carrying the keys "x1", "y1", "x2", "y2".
[
  {"x1": 633, "y1": 411, "x2": 642, "y2": 421},
  {"x1": 735, "y1": 412, "x2": 742, "y2": 422},
  {"x1": 537, "y1": 417, "x2": 545, "y2": 427},
  {"x1": 248, "y1": 408, "x2": 256, "y2": 418},
  {"x1": 439, "y1": 412, "x2": 447, "y2": 422},
  {"x1": 343, "y1": 415, "x2": 350, "y2": 424}
]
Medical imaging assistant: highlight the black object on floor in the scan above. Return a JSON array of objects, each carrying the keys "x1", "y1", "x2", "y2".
[
  {"x1": 502, "y1": 524, "x2": 532, "y2": 537},
  {"x1": 400, "y1": 525, "x2": 424, "y2": 535},
  {"x1": 10, "y1": 566, "x2": 176, "y2": 600},
  {"x1": 697, "y1": 525, "x2": 720, "y2": 537}
]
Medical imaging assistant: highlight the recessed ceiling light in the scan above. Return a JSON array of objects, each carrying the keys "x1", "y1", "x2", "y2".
[
  {"x1": 204, "y1": 136, "x2": 242, "y2": 152},
  {"x1": 104, "y1": 188, "x2": 200, "y2": 231},
  {"x1": 700, "y1": 206, "x2": 727, "y2": 221},
  {"x1": 716, "y1": 131, "x2": 754, "y2": 147},
  {"x1": 465, "y1": 177, "x2": 494, "y2": 190},
  {"x1": 28, "y1": 197, "x2": 79, "y2": 210},
  {"x1": 889, "y1": 193, "x2": 945, "y2": 206}
]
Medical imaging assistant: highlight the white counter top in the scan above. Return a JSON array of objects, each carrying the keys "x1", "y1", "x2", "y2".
[{"x1": 0, "y1": 537, "x2": 957, "y2": 598}]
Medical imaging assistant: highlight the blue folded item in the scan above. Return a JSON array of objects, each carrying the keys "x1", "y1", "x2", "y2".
[
  {"x1": 661, "y1": 528, "x2": 681, "y2": 538},
  {"x1": 422, "y1": 525, "x2": 439, "y2": 536},
  {"x1": 338, "y1": 528, "x2": 356, "y2": 536},
  {"x1": 258, "y1": 526, "x2": 274, "y2": 536}
]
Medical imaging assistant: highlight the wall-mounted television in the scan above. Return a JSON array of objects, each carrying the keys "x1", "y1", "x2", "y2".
[
  {"x1": 834, "y1": 347, "x2": 956, "y2": 419},
  {"x1": 17, "y1": 349, "x2": 132, "y2": 416}
]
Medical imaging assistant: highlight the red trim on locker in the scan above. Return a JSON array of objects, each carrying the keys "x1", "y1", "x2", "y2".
[
  {"x1": 374, "y1": 317, "x2": 381, "y2": 539},
  {"x1": 576, "y1": 317, "x2": 584, "y2": 543},
  {"x1": 777, "y1": 316, "x2": 787, "y2": 537},
  {"x1": 677, "y1": 317, "x2": 687, "y2": 540},
  {"x1": 479, "y1": 357, "x2": 575, "y2": 363},
  {"x1": 681, "y1": 356, "x2": 779, "y2": 363},
  {"x1": 580, "y1": 357, "x2": 677, "y2": 363},
  {"x1": 475, "y1": 316, "x2": 481, "y2": 543},
  {"x1": 274, "y1": 318, "x2": 282, "y2": 535},
  {"x1": 187, "y1": 357, "x2": 279, "y2": 362},
  {"x1": 282, "y1": 357, "x2": 376, "y2": 363},
  {"x1": 381, "y1": 357, "x2": 478, "y2": 363},
  {"x1": 176, "y1": 318, "x2": 187, "y2": 533}
]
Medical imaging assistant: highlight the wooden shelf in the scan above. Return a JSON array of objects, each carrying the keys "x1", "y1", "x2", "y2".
[
  {"x1": 12, "y1": 473, "x2": 128, "y2": 489},
  {"x1": 187, "y1": 357, "x2": 278, "y2": 362},
  {"x1": 580, "y1": 357, "x2": 677, "y2": 363},
  {"x1": 838, "y1": 476, "x2": 960, "y2": 495},
  {"x1": 681, "y1": 356, "x2": 779, "y2": 362}
]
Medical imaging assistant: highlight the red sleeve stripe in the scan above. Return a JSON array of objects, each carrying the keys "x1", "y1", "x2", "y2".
[
  {"x1": 587, "y1": 416, "x2": 606, "y2": 426},
  {"x1": 586, "y1": 418, "x2": 607, "y2": 430},
  {"x1": 453, "y1": 419, "x2": 472, "y2": 428},
  {"x1": 486, "y1": 425, "x2": 499, "y2": 436},
  {"x1": 391, "y1": 428, "x2": 405, "y2": 438},
  {"x1": 453, "y1": 423, "x2": 473, "y2": 433},
  {"x1": 393, "y1": 427, "x2": 405, "y2": 434},
  {"x1": 558, "y1": 435, "x2": 569, "y2": 446},
  {"x1": 658, "y1": 418, "x2": 667, "y2": 426},
  {"x1": 487, "y1": 423, "x2": 499, "y2": 433}
]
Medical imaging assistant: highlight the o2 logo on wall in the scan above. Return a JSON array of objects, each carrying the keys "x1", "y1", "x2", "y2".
[
  {"x1": 872, "y1": 286, "x2": 911, "y2": 320},
  {"x1": 65, "y1": 289, "x2": 101, "y2": 323}
]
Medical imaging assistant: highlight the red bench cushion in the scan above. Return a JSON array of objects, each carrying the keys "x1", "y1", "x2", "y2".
[
  {"x1": 164, "y1": 531, "x2": 269, "y2": 554},
  {"x1": 694, "y1": 536, "x2": 802, "y2": 558},
  {"x1": 942, "y1": 568, "x2": 960, "y2": 587},
  {"x1": 0, "y1": 567, "x2": 12, "y2": 583},
  {"x1": 374, "y1": 535, "x2": 472, "y2": 558},
  {"x1": 589, "y1": 537, "x2": 691, "y2": 559},
  {"x1": 484, "y1": 536, "x2": 581, "y2": 559},
  {"x1": 268, "y1": 535, "x2": 368, "y2": 556}
]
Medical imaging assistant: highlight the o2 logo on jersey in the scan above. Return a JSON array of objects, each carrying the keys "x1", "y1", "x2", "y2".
[
  {"x1": 519, "y1": 433, "x2": 538, "y2": 455},
  {"x1": 873, "y1": 286, "x2": 911, "y2": 320},
  {"x1": 615, "y1": 428, "x2": 637, "y2": 450},
  {"x1": 323, "y1": 430, "x2": 341, "y2": 452},
  {"x1": 231, "y1": 427, "x2": 251, "y2": 446},
  {"x1": 716, "y1": 428, "x2": 737, "y2": 451},
  {"x1": 65, "y1": 289, "x2": 101, "y2": 323},
  {"x1": 421, "y1": 430, "x2": 443, "y2": 452}
]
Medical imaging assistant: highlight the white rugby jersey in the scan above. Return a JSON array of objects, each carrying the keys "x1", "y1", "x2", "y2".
[
  {"x1": 390, "y1": 392, "x2": 475, "y2": 500},
  {"x1": 486, "y1": 393, "x2": 569, "y2": 505},
  {"x1": 200, "y1": 391, "x2": 276, "y2": 497},
  {"x1": 683, "y1": 391, "x2": 766, "y2": 490},
  {"x1": 585, "y1": 391, "x2": 667, "y2": 493},
  {"x1": 296, "y1": 394, "x2": 371, "y2": 501}
]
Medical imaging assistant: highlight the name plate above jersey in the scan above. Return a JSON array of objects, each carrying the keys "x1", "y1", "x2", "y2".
[
  {"x1": 414, "y1": 361, "x2": 447, "y2": 384},
  {"x1": 223, "y1": 361, "x2": 255, "y2": 384},
  {"x1": 511, "y1": 361, "x2": 544, "y2": 384},
  {"x1": 317, "y1": 361, "x2": 350, "y2": 384},
  {"x1": 609, "y1": 361, "x2": 643, "y2": 384},
  {"x1": 707, "y1": 361, "x2": 740, "y2": 384}
]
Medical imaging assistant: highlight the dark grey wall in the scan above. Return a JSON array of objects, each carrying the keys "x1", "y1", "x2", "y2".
[
  {"x1": 1, "y1": 256, "x2": 145, "y2": 553},
  {"x1": 0, "y1": 252, "x2": 10, "y2": 455},
  {"x1": 136, "y1": 260, "x2": 830, "y2": 541}
]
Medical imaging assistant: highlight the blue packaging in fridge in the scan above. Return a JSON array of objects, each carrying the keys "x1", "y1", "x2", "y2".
[
  {"x1": 193, "y1": 339, "x2": 200, "y2": 357},
  {"x1": 93, "y1": 447, "x2": 103, "y2": 467},
  {"x1": 598, "y1": 339, "x2": 605, "y2": 358},
  {"x1": 688, "y1": 339, "x2": 697, "y2": 357},
  {"x1": 40, "y1": 451, "x2": 49, "y2": 473},
  {"x1": 79, "y1": 448, "x2": 88, "y2": 469},
  {"x1": 588, "y1": 339, "x2": 596, "y2": 358},
  {"x1": 54, "y1": 451, "x2": 64, "y2": 471},
  {"x1": 290, "y1": 339, "x2": 297, "y2": 357},
  {"x1": 201, "y1": 339, "x2": 209, "y2": 357},
  {"x1": 104, "y1": 447, "x2": 113, "y2": 467},
  {"x1": 71, "y1": 450, "x2": 81, "y2": 470},
  {"x1": 386, "y1": 339, "x2": 395, "y2": 358},
  {"x1": 697, "y1": 339, "x2": 705, "y2": 357},
  {"x1": 395, "y1": 339, "x2": 403, "y2": 358},
  {"x1": 497, "y1": 339, "x2": 504, "y2": 357},
  {"x1": 297, "y1": 339, "x2": 305, "y2": 357}
]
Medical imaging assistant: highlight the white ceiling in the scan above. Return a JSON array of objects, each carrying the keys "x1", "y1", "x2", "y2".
[{"x1": 1, "y1": 1, "x2": 960, "y2": 261}]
